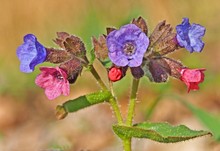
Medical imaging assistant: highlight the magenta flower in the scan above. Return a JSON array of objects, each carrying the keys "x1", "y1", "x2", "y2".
[
  {"x1": 176, "y1": 18, "x2": 206, "y2": 53},
  {"x1": 35, "y1": 67, "x2": 70, "y2": 100},
  {"x1": 106, "y1": 24, "x2": 149, "y2": 67},
  {"x1": 180, "y1": 68, "x2": 205, "y2": 92}
]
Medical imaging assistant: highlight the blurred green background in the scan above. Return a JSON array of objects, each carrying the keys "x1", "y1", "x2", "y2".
[{"x1": 0, "y1": 0, "x2": 220, "y2": 150}]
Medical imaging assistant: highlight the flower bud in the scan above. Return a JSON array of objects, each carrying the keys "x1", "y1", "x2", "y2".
[{"x1": 108, "y1": 67, "x2": 123, "y2": 82}]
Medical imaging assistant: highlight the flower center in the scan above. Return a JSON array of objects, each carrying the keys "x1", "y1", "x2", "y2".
[
  {"x1": 123, "y1": 42, "x2": 136, "y2": 56},
  {"x1": 54, "y1": 72, "x2": 64, "y2": 80}
]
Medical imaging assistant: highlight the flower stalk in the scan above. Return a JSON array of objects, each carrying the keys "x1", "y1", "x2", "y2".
[
  {"x1": 89, "y1": 64, "x2": 123, "y2": 125},
  {"x1": 126, "y1": 78, "x2": 140, "y2": 126}
]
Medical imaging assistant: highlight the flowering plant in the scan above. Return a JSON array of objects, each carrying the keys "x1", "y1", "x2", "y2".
[{"x1": 17, "y1": 17, "x2": 213, "y2": 151}]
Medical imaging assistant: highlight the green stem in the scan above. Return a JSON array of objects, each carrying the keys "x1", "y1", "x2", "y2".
[
  {"x1": 89, "y1": 65, "x2": 108, "y2": 90},
  {"x1": 109, "y1": 81, "x2": 123, "y2": 125},
  {"x1": 109, "y1": 97, "x2": 123, "y2": 125},
  {"x1": 122, "y1": 138, "x2": 131, "y2": 151},
  {"x1": 122, "y1": 78, "x2": 140, "y2": 151},
  {"x1": 89, "y1": 64, "x2": 123, "y2": 124},
  {"x1": 126, "y1": 78, "x2": 140, "y2": 126}
]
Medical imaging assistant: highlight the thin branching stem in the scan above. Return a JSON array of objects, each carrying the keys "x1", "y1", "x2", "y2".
[{"x1": 89, "y1": 64, "x2": 123, "y2": 124}]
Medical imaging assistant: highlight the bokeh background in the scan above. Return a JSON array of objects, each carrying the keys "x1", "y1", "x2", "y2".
[{"x1": 0, "y1": 0, "x2": 220, "y2": 150}]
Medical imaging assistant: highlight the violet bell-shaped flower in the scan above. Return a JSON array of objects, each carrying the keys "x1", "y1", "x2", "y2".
[
  {"x1": 176, "y1": 18, "x2": 206, "y2": 53},
  {"x1": 16, "y1": 34, "x2": 47, "y2": 73}
]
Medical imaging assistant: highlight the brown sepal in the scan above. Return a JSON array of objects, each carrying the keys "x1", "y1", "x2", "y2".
[
  {"x1": 131, "y1": 16, "x2": 148, "y2": 35},
  {"x1": 153, "y1": 33, "x2": 179, "y2": 56},
  {"x1": 45, "y1": 48, "x2": 72, "y2": 64},
  {"x1": 53, "y1": 32, "x2": 70, "y2": 49},
  {"x1": 106, "y1": 27, "x2": 116, "y2": 35},
  {"x1": 163, "y1": 57, "x2": 185, "y2": 79},
  {"x1": 92, "y1": 35, "x2": 109, "y2": 60},
  {"x1": 149, "y1": 58, "x2": 171, "y2": 83},
  {"x1": 54, "y1": 32, "x2": 86, "y2": 57},
  {"x1": 149, "y1": 21, "x2": 179, "y2": 56},
  {"x1": 130, "y1": 66, "x2": 144, "y2": 79},
  {"x1": 59, "y1": 57, "x2": 83, "y2": 84}
]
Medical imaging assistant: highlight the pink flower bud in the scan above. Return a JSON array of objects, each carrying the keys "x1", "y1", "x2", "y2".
[
  {"x1": 180, "y1": 68, "x2": 205, "y2": 92},
  {"x1": 108, "y1": 67, "x2": 123, "y2": 82}
]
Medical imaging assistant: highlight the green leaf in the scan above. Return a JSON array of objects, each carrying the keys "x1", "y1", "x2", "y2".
[
  {"x1": 113, "y1": 122, "x2": 211, "y2": 143},
  {"x1": 56, "y1": 91, "x2": 112, "y2": 119},
  {"x1": 63, "y1": 90, "x2": 111, "y2": 113}
]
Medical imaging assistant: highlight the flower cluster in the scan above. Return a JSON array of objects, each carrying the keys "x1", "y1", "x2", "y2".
[
  {"x1": 16, "y1": 17, "x2": 206, "y2": 100},
  {"x1": 104, "y1": 17, "x2": 206, "y2": 91},
  {"x1": 17, "y1": 32, "x2": 86, "y2": 100}
]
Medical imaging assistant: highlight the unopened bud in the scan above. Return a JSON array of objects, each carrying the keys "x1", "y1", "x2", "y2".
[{"x1": 108, "y1": 67, "x2": 123, "y2": 82}]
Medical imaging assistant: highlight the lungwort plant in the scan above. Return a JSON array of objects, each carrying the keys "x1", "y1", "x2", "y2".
[{"x1": 16, "y1": 17, "x2": 211, "y2": 151}]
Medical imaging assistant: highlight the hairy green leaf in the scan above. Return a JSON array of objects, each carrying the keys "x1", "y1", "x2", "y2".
[
  {"x1": 113, "y1": 122, "x2": 211, "y2": 143},
  {"x1": 55, "y1": 90, "x2": 112, "y2": 119},
  {"x1": 62, "y1": 90, "x2": 111, "y2": 113}
]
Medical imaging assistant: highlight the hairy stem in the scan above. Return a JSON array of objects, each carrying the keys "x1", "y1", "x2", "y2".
[
  {"x1": 126, "y1": 78, "x2": 140, "y2": 126},
  {"x1": 122, "y1": 78, "x2": 140, "y2": 151},
  {"x1": 89, "y1": 65, "x2": 108, "y2": 90},
  {"x1": 89, "y1": 65, "x2": 123, "y2": 124},
  {"x1": 123, "y1": 138, "x2": 131, "y2": 151}
]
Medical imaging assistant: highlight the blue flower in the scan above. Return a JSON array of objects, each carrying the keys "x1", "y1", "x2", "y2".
[
  {"x1": 16, "y1": 34, "x2": 47, "y2": 73},
  {"x1": 107, "y1": 24, "x2": 149, "y2": 67},
  {"x1": 176, "y1": 18, "x2": 206, "y2": 53}
]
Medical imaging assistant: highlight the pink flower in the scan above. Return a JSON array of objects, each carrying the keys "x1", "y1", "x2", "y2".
[
  {"x1": 35, "y1": 67, "x2": 70, "y2": 100},
  {"x1": 180, "y1": 68, "x2": 205, "y2": 92}
]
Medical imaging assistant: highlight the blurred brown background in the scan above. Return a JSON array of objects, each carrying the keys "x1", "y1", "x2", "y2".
[{"x1": 0, "y1": 0, "x2": 220, "y2": 150}]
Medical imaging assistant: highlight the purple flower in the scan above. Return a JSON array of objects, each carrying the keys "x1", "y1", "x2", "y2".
[
  {"x1": 176, "y1": 18, "x2": 206, "y2": 53},
  {"x1": 16, "y1": 34, "x2": 47, "y2": 73},
  {"x1": 35, "y1": 67, "x2": 70, "y2": 100},
  {"x1": 106, "y1": 24, "x2": 149, "y2": 67}
]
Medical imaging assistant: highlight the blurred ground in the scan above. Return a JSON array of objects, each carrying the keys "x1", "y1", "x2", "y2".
[{"x1": 0, "y1": 0, "x2": 220, "y2": 150}]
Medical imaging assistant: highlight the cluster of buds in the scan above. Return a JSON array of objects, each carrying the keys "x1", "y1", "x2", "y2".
[{"x1": 16, "y1": 17, "x2": 206, "y2": 100}]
